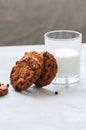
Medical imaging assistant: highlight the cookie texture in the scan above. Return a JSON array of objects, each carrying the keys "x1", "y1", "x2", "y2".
[
  {"x1": 10, "y1": 57, "x2": 42, "y2": 91},
  {"x1": 0, "y1": 83, "x2": 8, "y2": 96},
  {"x1": 35, "y1": 51, "x2": 58, "y2": 87},
  {"x1": 22, "y1": 51, "x2": 44, "y2": 71}
]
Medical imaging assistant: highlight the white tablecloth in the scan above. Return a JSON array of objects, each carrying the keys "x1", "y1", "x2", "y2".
[{"x1": 0, "y1": 44, "x2": 86, "y2": 130}]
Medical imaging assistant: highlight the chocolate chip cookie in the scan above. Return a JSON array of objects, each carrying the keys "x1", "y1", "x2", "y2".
[
  {"x1": 10, "y1": 57, "x2": 42, "y2": 91},
  {"x1": 35, "y1": 51, "x2": 58, "y2": 87},
  {"x1": 22, "y1": 51, "x2": 44, "y2": 71}
]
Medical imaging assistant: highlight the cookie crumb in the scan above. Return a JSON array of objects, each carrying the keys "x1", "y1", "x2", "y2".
[
  {"x1": 7, "y1": 84, "x2": 9, "y2": 87},
  {"x1": 0, "y1": 83, "x2": 8, "y2": 96},
  {"x1": 55, "y1": 91, "x2": 58, "y2": 95}
]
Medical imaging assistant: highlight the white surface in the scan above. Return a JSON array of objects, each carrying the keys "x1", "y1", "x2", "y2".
[{"x1": 0, "y1": 44, "x2": 86, "y2": 130}]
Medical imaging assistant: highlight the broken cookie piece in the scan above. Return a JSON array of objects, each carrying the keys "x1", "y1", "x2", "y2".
[{"x1": 0, "y1": 83, "x2": 9, "y2": 96}]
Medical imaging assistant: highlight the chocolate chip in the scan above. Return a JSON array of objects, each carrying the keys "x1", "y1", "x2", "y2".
[
  {"x1": 7, "y1": 84, "x2": 9, "y2": 87},
  {"x1": 55, "y1": 91, "x2": 58, "y2": 95},
  {"x1": 16, "y1": 61, "x2": 19, "y2": 65},
  {"x1": 32, "y1": 68, "x2": 36, "y2": 71},
  {"x1": 29, "y1": 80, "x2": 32, "y2": 83},
  {"x1": 27, "y1": 80, "x2": 32, "y2": 85},
  {"x1": 15, "y1": 86, "x2": 21, "y2": 91},
  {"x1": 27, "y1": 81, "x2": 31, "y2": 85},
  {"x1": 45, "y1": 69, "x2": 48, "y2": 73},
  {"x1": 43, "y1": 53, "x2": 47, "y2": 57},
  {"x1": 43, "y1": 54, "x2": 49, "y2": 59},
  {"x1": 40, "y1": 75, "x2": 43, "y2": 79},
  {"x1": 56, "y1": 65, "x2": 58, "y2": 69},
  {"x1": 48, "y1": 64, "x2": 51, "y2": 67},
  {"x1": 25, "y1": 52, "x2": 28, "y2": 54},
  {"x1": 20, "y1": 82, "x2": 24, "y2": 86}
]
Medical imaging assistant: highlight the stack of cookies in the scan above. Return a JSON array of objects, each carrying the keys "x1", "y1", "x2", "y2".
[{"x1": 10, "y1": 51, "x2": 58, "y2": 91}]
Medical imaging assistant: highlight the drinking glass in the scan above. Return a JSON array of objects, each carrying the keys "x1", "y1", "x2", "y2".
[{"x1": 44, "y1": 30, "x2": 82, "y2": 85}]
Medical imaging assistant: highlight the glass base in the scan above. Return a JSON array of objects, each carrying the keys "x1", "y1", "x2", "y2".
[{"x1": 52, "y1": 75, "x2": 80, "y2": 85}]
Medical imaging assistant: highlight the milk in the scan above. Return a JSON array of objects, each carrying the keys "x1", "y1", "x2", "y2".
[
  {"x1": 45, "y1": 30, "x2": 81, "y2": 84},
  {"x1": 51, "y1": 48, "x2": 80, "y2": 77}
]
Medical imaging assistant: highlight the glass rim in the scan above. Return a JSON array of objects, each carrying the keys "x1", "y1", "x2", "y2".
[{"x1": 44, "y1": 30, "x2": 82, "y2": 41}]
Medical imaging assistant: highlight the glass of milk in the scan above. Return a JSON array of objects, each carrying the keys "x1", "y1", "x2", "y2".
[{"x1": 44, "y1": 30, "x2": 82, "y2": 85}]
